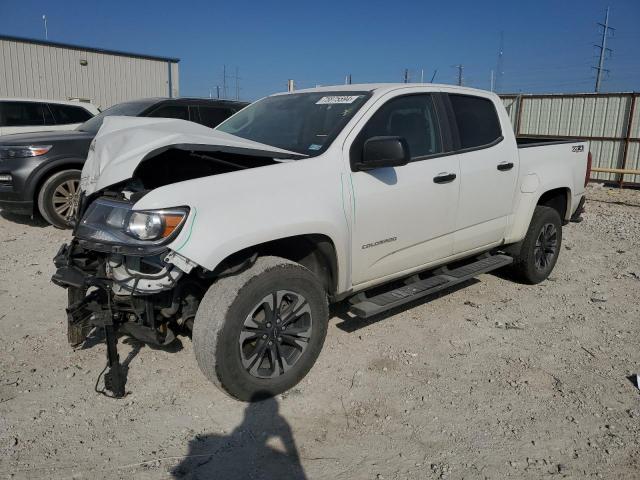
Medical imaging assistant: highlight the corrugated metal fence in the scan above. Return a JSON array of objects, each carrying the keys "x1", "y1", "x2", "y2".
[{"x1": 500, "y1": 93, "x2": 640, "y2": 185}]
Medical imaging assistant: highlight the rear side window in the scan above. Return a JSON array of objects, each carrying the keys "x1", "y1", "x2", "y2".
[
  {"x1": 48, "y1": 104, "x2": 93, "y2": 124},
  {"x1": 0, "y1": 101, "x2": 54, "y2": 127},
  {"x1": 198, "y1": 106, "x2": 235, "y2": 128},
  {"x1": 358, "y1": 94, "x2": 442, "y2": 159},
  {"x1": 449, "y1": 94, "x2": 502, "y2": 149},
  {"x1": 146, "y1": 105, "x2": 189, "y2": 120}
]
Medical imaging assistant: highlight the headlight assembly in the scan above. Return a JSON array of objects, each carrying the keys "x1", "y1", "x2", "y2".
[
  {"x1": 75, "y1": 197, "x2": 188, "y2": 248},
  {"x1": 0, "y1": 145, "x2": 52, "y2": 159}
]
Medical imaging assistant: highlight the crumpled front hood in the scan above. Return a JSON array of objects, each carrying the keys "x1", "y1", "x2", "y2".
[{"x1": 80, "y1": 116, "x2": 305, "y2": 195}]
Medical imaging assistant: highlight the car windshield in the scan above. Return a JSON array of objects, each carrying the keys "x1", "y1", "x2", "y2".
[
  {"x1": 76, "y1": 101, "x2": 154, "y2": 134},
  {"x1": 216, "y1": 91, "x2": 370, "y2": 156}
]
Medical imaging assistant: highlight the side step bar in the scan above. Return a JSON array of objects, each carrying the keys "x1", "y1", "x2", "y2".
[{"x1": 348, "y1": 254, "x2": 513, "y2": 318}]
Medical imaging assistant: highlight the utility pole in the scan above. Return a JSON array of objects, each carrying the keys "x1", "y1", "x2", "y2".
[
  {"x1": 216, "y1": 85, "x2": 220, "y2": 99},
  {"x1": 403, "y1": 69, "x2": 409, "y2": 83},
  {"x1": 42, "y1": 15, "x2": 48, "y2": 40},
  {"x1": 593, "y1": 7, "x2": 614, "y2": 93},
  {"x1": 222, "y1": 65, "x2": 227, "y2": 99},
  {"x1": 420, "y1": 68, "x2": 424, "y2": 83},
  {"x1": 454, "y1": 65, "x2": 464, "y2": 86},
  {"x1": 495, "y1": 31, "x2": 504, "y2": 92},
  {"x1": 490, "y1": 70, "x2": 495, "y2": 92},
  {"x1": 234, "y1": 66, "x2": 240, "y2": 100}
]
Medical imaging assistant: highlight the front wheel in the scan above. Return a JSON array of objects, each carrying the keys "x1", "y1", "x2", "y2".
[
  {"x1": 37, "y1": 169, "x2": 81, "y2": 229},
  {"x1": 510, "y1": 206, "x2": 562, "y2": 284},
  {"x1": 193, "y1": 256, "x2": 329, "y2": 401}
]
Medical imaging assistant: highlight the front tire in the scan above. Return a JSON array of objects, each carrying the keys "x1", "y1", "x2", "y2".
[
  {"x1": 193, "y1": 256, "x2": 329, "y2": 401},
  {"x1": 37, "y1": 169, "x2": 81, "y2": 229},
  {"x1": 510, "y1": 206, "x2": 562, "y2": 284}
]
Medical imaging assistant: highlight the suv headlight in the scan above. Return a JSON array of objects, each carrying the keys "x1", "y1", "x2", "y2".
[
  {"x1": 76, "y1": 197, "x2": 188, "y2": 247},
  {"x1": 0, "y1": 145, "x2": 52, "y2": 159}
]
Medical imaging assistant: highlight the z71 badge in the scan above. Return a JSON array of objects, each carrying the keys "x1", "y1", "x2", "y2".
[{"x1": 572, "y1": 145, "x2": 584, "y2": 152}]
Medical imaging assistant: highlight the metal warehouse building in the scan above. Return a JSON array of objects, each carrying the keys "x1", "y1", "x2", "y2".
[{"x1": 0, "y1": 34, "x2": 179, "y2": 109}]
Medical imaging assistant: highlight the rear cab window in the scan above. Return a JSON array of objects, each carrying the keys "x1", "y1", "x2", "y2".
[{"x1": 448, "y1": 94, "x2": 502, "y2": 150}]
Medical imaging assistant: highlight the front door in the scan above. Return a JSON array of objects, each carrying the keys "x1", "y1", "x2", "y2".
[{"x1": 348, "y1": 93, "x2": 460, "y2": 285}]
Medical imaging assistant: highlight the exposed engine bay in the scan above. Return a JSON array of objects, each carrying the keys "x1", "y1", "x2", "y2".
[{"x1": 51, "y1": 148, "x2": 282, "y2": 397}]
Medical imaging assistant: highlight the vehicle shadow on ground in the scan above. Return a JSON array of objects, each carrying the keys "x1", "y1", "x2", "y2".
[
  {"x1": 0, "y1": 210, "x2": 50, "y2": 228},
  {"x1": 171, "y1": 394, "x2": 307, "y2": 479},
  {"x1": 332, "y1": 278, "x2": 480, "y2": 332}
]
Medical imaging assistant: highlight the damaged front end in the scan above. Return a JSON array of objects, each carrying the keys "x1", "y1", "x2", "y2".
[{"x1": 52, "y1": 188, "x2": 205, "y2": 398}]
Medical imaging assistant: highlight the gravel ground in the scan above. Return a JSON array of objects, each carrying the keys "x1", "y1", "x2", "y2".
[{"x1": 1, "y1": 184, "x2": 639, "y2": 480}]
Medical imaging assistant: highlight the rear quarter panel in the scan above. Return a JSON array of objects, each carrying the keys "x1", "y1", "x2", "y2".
[{"x1": 505, "y1": 141, "x2": 588, "y2": 243}]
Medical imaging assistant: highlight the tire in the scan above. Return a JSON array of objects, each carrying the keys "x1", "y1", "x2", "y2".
[
  {"x1": 37, "y1": 169, "x2": 81, "y2": 229},
  {"x1": 193, "y1": 256, "x2": 329, "y2": 401},
  {"x1": 510, "y1": 206, "x2": 562, "y2": 284}
]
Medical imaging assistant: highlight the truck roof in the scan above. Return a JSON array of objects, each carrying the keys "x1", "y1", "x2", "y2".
[{"x1": 287, "y1": 83, "x2": 494, "y2": 96}]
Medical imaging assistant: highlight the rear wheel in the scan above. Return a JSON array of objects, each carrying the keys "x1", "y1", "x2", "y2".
[
  {"x1": 193, "y1": 256, "x2": 329, "y2": 401},
  {"x1": 37, "y1": 169, "x2": 81, "y2": 229},
  {"x1": 510, "y1": 206, "x2": 562, "y2": 284}
]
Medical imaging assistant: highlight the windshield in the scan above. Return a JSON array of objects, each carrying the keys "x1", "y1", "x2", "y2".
[
  {"x1": 76, "y1": 101, "x2": 154, "y2": 134},
  {"x1": 216, "y1": 91, "x2": 370, "y2": 155}
]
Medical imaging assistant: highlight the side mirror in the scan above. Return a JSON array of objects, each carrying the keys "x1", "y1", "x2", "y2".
[{"x1": 355, "y1": 136, "x2": 410, "y2": 171}]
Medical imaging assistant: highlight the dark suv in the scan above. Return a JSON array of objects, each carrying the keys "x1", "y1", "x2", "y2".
[{"x1": 0, "y1": 98, "x2": 247, "y2": 227}]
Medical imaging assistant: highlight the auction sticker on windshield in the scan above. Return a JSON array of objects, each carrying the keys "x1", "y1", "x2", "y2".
[{"x1": 316, "y1": 95, "x2": 362, "y2": 104}]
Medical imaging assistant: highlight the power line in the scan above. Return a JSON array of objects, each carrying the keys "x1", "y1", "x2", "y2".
[{"x1": 593, "y1": 6, "x2": 615, "y2": 92}]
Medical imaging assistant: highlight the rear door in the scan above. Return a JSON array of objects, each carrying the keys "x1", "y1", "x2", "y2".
[
  {"x1": 348, "y1": 92, "x2": 460, "y2": 285},
  {"x1": 446, "y1": 94, "x2": 518, "y2": 254}
]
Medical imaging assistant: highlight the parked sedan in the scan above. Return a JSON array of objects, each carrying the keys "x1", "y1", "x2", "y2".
[{"x1": 0, "y1": 98, "x2": 247, "y2": 227}]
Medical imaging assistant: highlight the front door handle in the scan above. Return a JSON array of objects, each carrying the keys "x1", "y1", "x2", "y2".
[
  {"x1": 433, "y1": 172, "x2": 457, "y2": 184},
  {"x1": 497, "y1": 162, "x2": 514, "y2": 171}
]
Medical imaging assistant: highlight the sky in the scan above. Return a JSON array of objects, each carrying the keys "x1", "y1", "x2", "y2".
[{"x1": 1, "y1": 0, "x2": 639, "y2": 101}]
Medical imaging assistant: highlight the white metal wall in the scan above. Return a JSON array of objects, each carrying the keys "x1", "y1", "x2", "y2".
[
  {"x1": 0, "y1": 38, "x2": 179, "y2": 109},
  {"x1": 500, "y1": 93, "x2": 639, "y2": 184}
]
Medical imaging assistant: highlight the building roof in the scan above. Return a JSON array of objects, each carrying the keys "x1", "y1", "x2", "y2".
[{"x1": 0, "y1": 34, "x2": 180, "y2": 63}]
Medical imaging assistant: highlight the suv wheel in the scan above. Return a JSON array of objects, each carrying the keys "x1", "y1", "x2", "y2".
[
  {"x1": 193, "y1": 256, "x2": 329, "y2": 401},
  {"x1": 37, "y1": 169, "x2": 81, "y2": 229},
  {"x1": 510, "y1": 206, "x2": 562, "y2": 284}
]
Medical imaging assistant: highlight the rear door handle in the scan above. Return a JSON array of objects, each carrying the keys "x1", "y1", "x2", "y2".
[
  {"x1": 433, "y1": 172, "x2": 457, "y2": 184},
  {"x1": 497, "y1": 162, "x2": 514, "y2": 171}
]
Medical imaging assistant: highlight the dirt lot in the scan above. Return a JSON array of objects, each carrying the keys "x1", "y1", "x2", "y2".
[{"x1": 1, "y1": 184, "x2": 639, "y2": 480}]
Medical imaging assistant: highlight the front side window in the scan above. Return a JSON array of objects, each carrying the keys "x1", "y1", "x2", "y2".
[
  {"x1": 77, "y1": 100, "x2": 154, "y2": 134},
  {"x1": 48, "y1": 104, "x2": 93, "y2": 124},
  {"x1": 356, "y1": 94, "x2": 442, "y2": 160},
  {"x1": 216, "y1": 91, "x2": 370, "y2": 156},
  {"x1": 147, "y1": 105, "x2": 190, "y2": 121},
  {"x1": 198, "y1": 106, "x2": 234, "y2": 128},
  {"x1": 449, "y1": 94, "x2": 502, "y2": 149},
  {"x1": 0, "y1": 101, "x2": 53, "y2": 127}
]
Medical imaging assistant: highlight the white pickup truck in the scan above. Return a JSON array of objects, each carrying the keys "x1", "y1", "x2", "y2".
[{"x1": 52, "y1": 84, "x2": 590, "y2": 400}]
